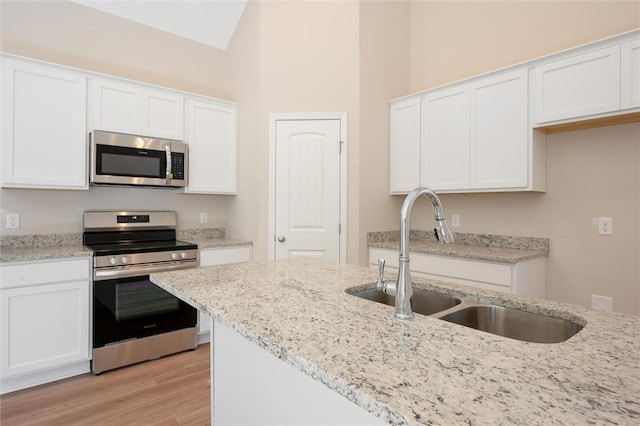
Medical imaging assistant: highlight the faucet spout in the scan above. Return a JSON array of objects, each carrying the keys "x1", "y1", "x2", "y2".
[{"x1": 395, "y1": 187, "x2": 454, "y2": 320}]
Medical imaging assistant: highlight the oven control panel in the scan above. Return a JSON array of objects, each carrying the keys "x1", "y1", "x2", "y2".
[{"x1": 94, "y1": 249, "x2": 199, "y2": 268}]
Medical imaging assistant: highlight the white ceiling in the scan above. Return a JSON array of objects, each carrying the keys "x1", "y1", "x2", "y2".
[{"x1": 71, "y1": 0, "x2": 248, "y2": 50}]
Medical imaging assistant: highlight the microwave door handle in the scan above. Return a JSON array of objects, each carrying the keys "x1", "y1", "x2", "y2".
[{"x1": 165, "y1": 145, "x2": 172, "y2": 185}]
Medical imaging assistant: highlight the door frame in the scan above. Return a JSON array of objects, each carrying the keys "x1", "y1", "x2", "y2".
[{"x1": 268, "y1": 112, "x2": 347, "y2": 263}]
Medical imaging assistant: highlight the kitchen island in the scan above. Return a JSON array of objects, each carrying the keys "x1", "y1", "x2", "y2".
[{"x1": 150, "y1": 258, "x2": 639, "y2": 425}]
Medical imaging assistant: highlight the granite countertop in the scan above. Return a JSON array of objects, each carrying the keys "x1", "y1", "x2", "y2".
[
  {"x1": 150, "y1": 258, "x2": 639, "y2": 425},
  {"x1": 0, "y1": 234, "x2": 91, "y2": 263},
  {"x1": 0, "y1": 229, "x2": 251, "y2": 263},
  {"x1": 369, "y1": 231, "x2": 549, "y2": 263},
  {"x1": 177, "y1": 228, "x2": 252, "y2": 249}
]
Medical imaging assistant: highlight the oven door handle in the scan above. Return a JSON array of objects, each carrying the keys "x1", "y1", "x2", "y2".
[
  {"x1": 94, "y1": 261, "x2": 197, "y2": 281},
  {"x1": 165, "y1": 145, "x2": 172, "y2": 185}
]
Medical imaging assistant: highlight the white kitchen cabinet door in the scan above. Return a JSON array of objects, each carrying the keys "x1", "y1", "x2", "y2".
[
  {"x1": 89, "y1": 78, "x2": 184, "y2": 140},
  {"x1": 1, "y1": 281, "x2": 90, "y2": 379},
  {"x1": 199, "y1": 246, "x2": 252, "y2": 267},
  {"x1": 421, "y1": 86, "x2": 470, "y2": 190},
  {"x1": 2, "y1": 60, "x2": 88, "y2": 189},
  {"x1": 142, "y1": 88, "x2": 184, "y2": 140},
  {"x1": 470, "y1": 70, "x2": 528, "y2": 189},
  {"x1": 389, "y1": 96, "x2": 421, "y2": 194},
  {"x1": 89, "y1": 78, "x2": 142, "y2": 135},
  {"x1": 184, "y1": 99, "x2": 238, "y2": 194},
  {"x1": 621, "y1": 39, "x2": 640, "y2": 110},
  {"x1": 533, "y1": 46, "x2": 621, "y2": 124},
  {"x1": 1, "y1": 258, "x2": 91, "y2": 393}
]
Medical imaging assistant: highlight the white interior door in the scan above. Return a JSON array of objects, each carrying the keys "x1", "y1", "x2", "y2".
[{"x1": 274, "y1": 119, "x2": 342, "y2": 262}]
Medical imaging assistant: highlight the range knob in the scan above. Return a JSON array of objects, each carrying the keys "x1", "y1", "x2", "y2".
[
  {"x1": 109, "y1": 257, "x2": 117, "y2": 265},
  {"x1": 121, "y1": 256, "x2": 128, "y2": 264},
  {"x1": 171, "y1": 252, "x2": 178, "y2": 260},
  {"x1": 180, "y1": 252, "x2": 188, "y2": 259}
]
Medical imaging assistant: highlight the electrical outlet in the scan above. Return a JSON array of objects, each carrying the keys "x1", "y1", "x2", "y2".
[
  {"x1": 592, "y1": 295, "x2": 613, "y2": 312},
  {"x1": 451, "y1": 214, "x2": 460, "y2": 227},
  {"x1": 598, "y1": 217, "x2": 613, "y2": 235},
  {"x1": 6, "y1": 213, "x2": 20, "y2": 229},
  {"x1": 200, "y1": 212, "x2": 208, "y2": 224}
]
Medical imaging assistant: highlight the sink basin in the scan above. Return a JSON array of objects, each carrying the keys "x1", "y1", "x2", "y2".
[
  {"x1": 350, "y1": 287, "x2": 461, "y2": 316},
  {"x1": 437, "y1": 305, "x2": 583, "y2": 343}
]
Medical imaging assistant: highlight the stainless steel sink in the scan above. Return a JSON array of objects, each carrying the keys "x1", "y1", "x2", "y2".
[
  {"x1": 348, "y1": 286, "x2": 584, "y2": 343},
  {"x1": 436, "y1": 304, "x2": 584, "y2": 343},
  {"x1": 350, "y1": 287, "x2": 461, "y2": 316}
]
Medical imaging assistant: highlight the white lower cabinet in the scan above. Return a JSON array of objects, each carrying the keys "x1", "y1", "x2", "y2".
[
  {"x1": 211, "y1": 319, "x2": 386, "y2": 426},
  {"x1": 369, "y1": 247, "x2": 546, "y2": 298},
  {"x1": 197, "y1": 246, "x2": 252, "y2": 343},
  {"x1": 0, "y1": 258, "x2": 91, "y2": 394}
]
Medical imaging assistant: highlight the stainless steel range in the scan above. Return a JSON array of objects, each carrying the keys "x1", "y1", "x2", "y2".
[{"x1": 83, "y1": 210, "x2": 198, "y2": 374}]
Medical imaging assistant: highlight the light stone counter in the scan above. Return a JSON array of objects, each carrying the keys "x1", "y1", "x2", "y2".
[
  {"x1": 0, "y1": 229, "x2": 250, "y2": 263},
  {"x1": 0, "y1": 234, "x2": 91, "y2": 263},
  {"x1": 151, "y1": 258, "x2": 639, "y2": 425}
]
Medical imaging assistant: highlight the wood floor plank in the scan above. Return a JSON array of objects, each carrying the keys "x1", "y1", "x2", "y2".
[{"x1": 0, "y1": 344, "x2": 210, "y2": 426}]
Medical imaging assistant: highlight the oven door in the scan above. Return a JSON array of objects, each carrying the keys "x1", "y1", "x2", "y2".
[{"x1": 93, "y1": 275, "x2": 197, "y2": 348}]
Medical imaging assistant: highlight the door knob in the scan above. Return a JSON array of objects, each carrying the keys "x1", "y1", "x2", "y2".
[{"x1": 277, "y1": 236, "x2": 286, "y2": 242}]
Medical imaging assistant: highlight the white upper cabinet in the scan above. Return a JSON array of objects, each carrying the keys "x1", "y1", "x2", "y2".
[
  {"x1": 533, "y1": 46, "x2": 621, "y2": 124},
  {"x1": 1, "y1": 59, "x2": 88, "y2": 189},
  {"x1": 89, "y1": 78, "x2": 184, "y2": 140},
  {"x1": 470, "y1": 69, "x2": 528, "y2": 189},
  {"x1": 621, "y1": 39, "x2": 640, "y2": 109},
  {"x1": 421, "y1": 85, "x2": 469, "y2": 190},
  {"x1": 389, "y1": 97, "x2": 421, "y2": 193},
  {"x1": 401, "y1": 69, "x2": 534, "y2": 193},
  {"x1": 184, "y1": 98, "x2": 238, "y2": 194}
]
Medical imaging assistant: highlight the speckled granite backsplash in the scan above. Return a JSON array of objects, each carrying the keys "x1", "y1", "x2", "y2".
[
  {"x1": 368, "y1": 230, "x2": 549, "y2": 252},
  {"x1": 177, "y1": 228, "x2": 225, "y2": 241}
]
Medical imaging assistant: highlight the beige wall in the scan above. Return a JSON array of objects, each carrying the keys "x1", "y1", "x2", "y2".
[
  {"x1": 358, "y1": 1, "x2": 410, "y2": 265},
  {"x1": 409, "y1": 1, "x2": 640, "y2": 91},
  {"x1": 405, "y1": 1, "x2": 640, "y2": 314}
]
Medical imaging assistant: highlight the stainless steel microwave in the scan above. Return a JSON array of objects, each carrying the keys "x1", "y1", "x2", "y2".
[{"x1": 90, "y1": 130, "x2": 188, "y2": 188}]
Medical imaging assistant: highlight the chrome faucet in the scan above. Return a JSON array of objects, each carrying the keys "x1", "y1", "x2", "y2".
[{"x1": 377, "y1": 187, "x2": 455, "y2": 319}]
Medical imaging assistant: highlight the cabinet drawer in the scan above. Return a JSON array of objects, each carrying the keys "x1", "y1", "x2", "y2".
[
  {"x1": 200, "y1": 246, "x2": 252, "y2": 267},
  {"x1": 411, "y1": 254, "x2": 512, "y2": 287},
  {"x1": 1, "y1": 258, "x2": 91, "y2": 289}
]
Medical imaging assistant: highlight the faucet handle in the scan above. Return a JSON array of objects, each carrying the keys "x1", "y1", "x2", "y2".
[{"x1": 377, "y1": 258, "x2": 386, "y2": 285}]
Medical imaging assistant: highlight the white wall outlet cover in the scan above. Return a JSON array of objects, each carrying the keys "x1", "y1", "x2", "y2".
[
  {"x1": 6, "y1": 213, "x2": 20, "y2": 229},
  {"x1": 200, "y1": 212, "x2": 208, "y2": 224},
  {"x1": 592, "y1": 295, "x2": 614, "y2": 312},
  {"x1": 598, "y1": 217, "x2": 613, "y2": 235}
]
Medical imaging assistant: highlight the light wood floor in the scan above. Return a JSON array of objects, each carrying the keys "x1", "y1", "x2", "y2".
[{"x1": 0, "y1": 344, "x2": 210, "y2": 426}]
